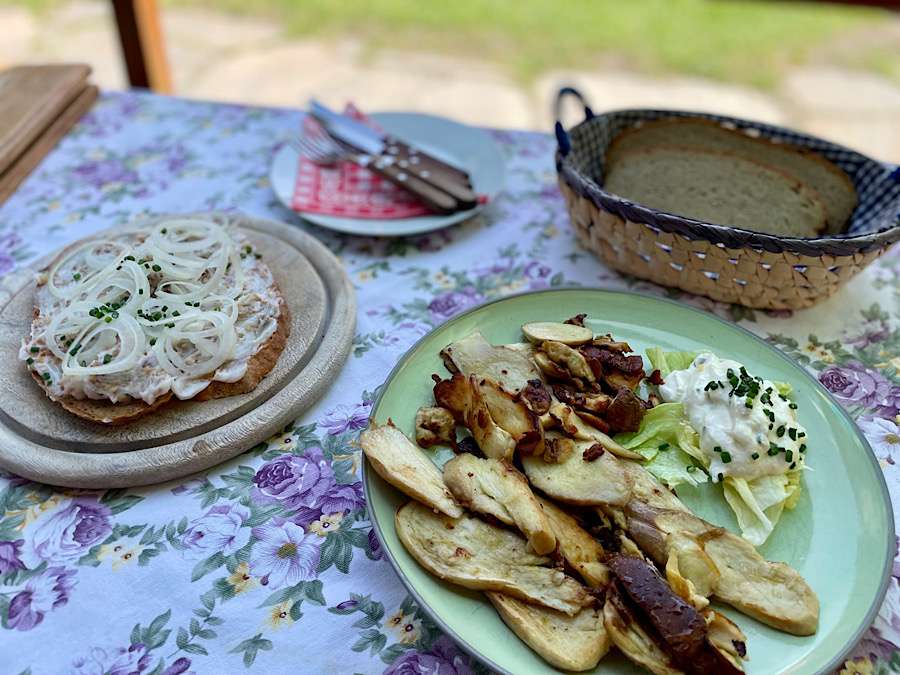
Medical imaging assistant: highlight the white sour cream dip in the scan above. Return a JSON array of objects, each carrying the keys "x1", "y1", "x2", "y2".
[{"x1": 659, "y1": 352, "x2": 806, "y2": 482}]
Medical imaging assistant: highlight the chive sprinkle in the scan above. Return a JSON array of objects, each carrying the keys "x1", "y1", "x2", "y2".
[
  {"x1": 25, "y1": 357, "x2": 33, "y2": 365},
  {"x1": 658, "y1": 443, "x2": 670, "y2": 451},
  {"x1": 103, "y1": 354, "x2": 112, "y2": 364},
  {"x1": 30, "y1": 346, "x2": 39, "y2": 353},
  {"x1": 776, "y1": 425, "x2": 786, "y2": 437},
  {"x1": 751, "y1": 452, "x2": 760, "y2": 460},
  {"x1": 785, "y1": 450, "x2": 794, "y2": 463},
  {"x1": 720, "y1": 451, "x2": 732, "y2": 464}
]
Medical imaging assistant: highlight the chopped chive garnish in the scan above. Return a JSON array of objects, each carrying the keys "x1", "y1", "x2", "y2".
[
  {"x1": 25, "y1": 357, "x2": 33, "y2": 365},
  {"x1": 658, "y1": 443, "x2": 670, "y2": 451},
  {"x1": 720, "y1": 451, "x2": 732, "y2": 463},
  {"x1": 751, "y1": 452, "x2": 760, "y2": 460},
  {"x1": 103, "y1": 354, "x2": 112, "y2": 364},
  {"x1": 73, "y1": 273, "x2": 81, "y2": 281},
  {"x1": 785, "y1": 450, "x2": 794, "y2": 463},
  {"x1": 713, "y1": 446, "x2": 722, "y2": 453},
  {"x1": 789, "y1": 402, "x2": 798, "y2": 409},
  {"x1": 686, "y1": 465, "x2": 696, "y2": 473},
  {"x1": 30, "y1": 346, "x2": 39, "y2": 353},
  {"x1": 149, "y1": 337, "x2": 157, "y2": 346},
  {"x1": 799, "y1": 444, "x2": 807, "y2": 453},
  {"x1": 788, "y1": 428, "x2": 797, "y2": 440},
  {"x1": 151, "y1": 264, "x2": 161, "y2": 272},
  {"x1": 104, "y1": 316, "x2": 112, "y2": 323},
  {"x1": 776, "y1": 425, "x2": 786, "y2": 437}
]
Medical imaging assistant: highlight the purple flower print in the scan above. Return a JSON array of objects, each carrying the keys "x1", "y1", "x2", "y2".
[
  {"x1": 368, "y1": 528, "x2": 383, "y2": 560},
  {"x1": 321, "y1": 402, "x2": 371, "y2": 435},
  {"x1": 384, "y1": 636, "x2": 474, "y2": 675},
  {"x1": 292, "y1": 505, "x2": 324, "y2": 529},
  {"x1": 819, "y1": 363, "x2": 899, "y2": 414},
  {"x1": 847, "y1": 318, "x2": 891, "y2": 349},
  {"x1": 320, "y1": 481, "x2": 365, "y2": 514},
  {"x1": 161, "y1": 657, "x2": 193, "y2": 675},
  {"x1": 252, "y1": 447, "x2": 335, "y2": 510},
  {"x1": 250, "y1": 520, "x2": 321, "y2": 587},
  {"x1": 0, "y1": 539, "x2": 25, "y2": 574},
  {"x1": 523, "y1": 260, "x2": 552, "y2": 290},
  {"x1": 26, "y1": 497, "x2": 111, "y2": 565},
  {"x1": 856, "y1": 577, "x2": 900, "y2": 662},
  {"x1": 427, "y1": 288, "x2": 484, "y2": 323},
  {"x1": 181, "y1": 504, "x2": 250, "y2": 560},
  {"x1": 72, "y1": 158, "x2": 138, "y2": 189},
  {"x1": 170, "y1": 476, "x2": 208, "y2": 496},
  {"x1": 335, "y1": 598, "x2": 359, "y2": 611},
  {"x1": 7, "y1": 566, "x2": 76, "y2": 631},
  {"x1": 71, "y1": 643, "x2": 151, "y2": 675}
]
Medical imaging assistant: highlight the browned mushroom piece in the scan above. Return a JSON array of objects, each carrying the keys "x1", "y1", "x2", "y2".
[
  {"x1": 607, "y1": 554, "x2": 744, "y2": 675},
  {"x1": 592, "y1": 334, "x2": 633, "y2": 353},
  {"x1": 606, "y1": 387, "x2": 646, "y2": 433},
  {"x1": 564, "y1": 313, "x2": 587, "y2": 327},
  {"x1": 519, "y1": 378, "x2": 552, "y2": 416},
  {"x1": 415, "y1": 406, "x2": 457, "y2": 448}
]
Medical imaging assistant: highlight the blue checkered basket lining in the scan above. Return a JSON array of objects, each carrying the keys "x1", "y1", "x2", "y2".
[{"x1": 560, "y1": 107, "x2": 900, "y2": 249}]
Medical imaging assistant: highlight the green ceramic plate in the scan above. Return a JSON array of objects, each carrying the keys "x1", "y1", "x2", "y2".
[{"x1": 363, "y1": 289, "x2": 893, "y2": 674}]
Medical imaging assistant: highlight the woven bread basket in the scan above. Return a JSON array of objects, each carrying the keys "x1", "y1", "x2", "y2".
[{"x1": 554, "y1": 87, "x2": 900, "y2": 310}]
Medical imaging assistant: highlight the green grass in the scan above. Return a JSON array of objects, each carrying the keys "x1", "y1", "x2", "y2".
[{"x1": 162, "y1": 0, "x2": 888, "y2": 88}]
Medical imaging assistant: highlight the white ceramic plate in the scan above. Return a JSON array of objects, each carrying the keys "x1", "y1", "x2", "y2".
[{"x1": 271, "y1": 112, "x2": 506, "y2": 237}]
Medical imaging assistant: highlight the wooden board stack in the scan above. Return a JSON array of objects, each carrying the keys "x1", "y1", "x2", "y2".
[{"x1": 0, "y1": 64, "x2": 99, "y2": 204}]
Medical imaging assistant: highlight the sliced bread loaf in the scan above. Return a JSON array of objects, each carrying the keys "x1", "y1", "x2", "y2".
[
  {"x1": 603, "y1": 146, "x2": 827, "y2": 237},
  {"x1": 607, "y1": 118, "x2": 857, "y2": 233}
]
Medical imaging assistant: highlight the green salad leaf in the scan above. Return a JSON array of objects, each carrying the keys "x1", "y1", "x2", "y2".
[
  {"x1": 645, "y1": 348, "x2": 698, "y2": 376},
  {"x1": 623, "y1": 348, "x2": 804, "y2": 547},
  {"x1": 614, "y1": 403, "x2": 707, "y2": 488}
]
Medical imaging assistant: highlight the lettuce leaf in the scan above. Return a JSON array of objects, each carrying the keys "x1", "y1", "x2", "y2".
[
  {"x1": 722, "y1": 473, "x2": 801, "y2": 546},
  {"x1": 615, "y1": 403, "x2": 707, "y2": 488},
  {"x1": 646, "y1": 348, "x2": 698, "y2": 377}
]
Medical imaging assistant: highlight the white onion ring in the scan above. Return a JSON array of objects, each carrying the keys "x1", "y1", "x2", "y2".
[
  {"x1": 47, "y1": 240, "x2": 130, "y2": 299},
  {"x1": 62, "y1": 313, "x2": 145, "y2": 376}
]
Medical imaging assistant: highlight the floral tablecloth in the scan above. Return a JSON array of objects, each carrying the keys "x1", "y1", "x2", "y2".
[{"x1": 0, "y1": 91, "x2": 898, "y2": 675}]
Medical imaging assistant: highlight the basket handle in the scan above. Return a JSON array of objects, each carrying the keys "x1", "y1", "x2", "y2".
[{"x1": 554, "y1": 86, "x2": 594, "y2": 157}]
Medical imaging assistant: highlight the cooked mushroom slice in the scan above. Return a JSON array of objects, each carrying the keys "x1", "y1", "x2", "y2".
[
  {"x1": 603, "y1": 583, "x2": 682, "y2": 675},
  {"x1": 533, "y1": 351, "x2": 571, "y2": 382},
  {"x1": 614, "y1": 461, "x2": 819, "y2": 636},
  {"x1": 395, "y1": 500, "x2": 591, "y2": 615},
  {"x1": 553, "y1": 385, "x2": 612, "y2": 414},
  {"x1": 518, "y1": 378, "x2": 552, "y2": 416},
  {"x1": 575, "y1": 409, "x2": 610, "y2": 433},
  {"x1": 521, "y1": 436, "x2": 633, "y2": 507},
  {"x1": 543, "y1": 340, "x2": 596, "y2": 382},
  {"x1": 592, "y1": 334, "x2": 633, "y2": 352},
  {"x1": 478, "y1": 378, "x2": 544, "y2": 454},
  {"x1": 536, "y1": 496, "x2": 609, "y2": 588},
  {"x1": 360, "y1": 421, "x2": 462, "y2": 518},
  {"x1": 443, "y1": 454, "x2": 556, "y2": 555},
  {"x1": 664, "y1": 532, "x2": 720, "y2": 610},
  {"x1": 415, "y1": 406, "x2": 457, "y2": 448},
  {"x1": 704, "y1": 610, "x2": 747, "y2": 671},
  {"x1": 564, "y1": 313, "x2": 587, "y2": 327},
  {"x1": 607, "y1": 554, "x2": 743, "y2": 674},
  {"x1": 543, "y1": 434, "x2": 576, "y2": 464},
  {"x1": 440, "y1": 331, "x2": 540, "y2": 394},
  {"x1": 487, "y1": 593, "x2": 610, "y2": 672},
  {"x1": 606, "y1": 387, "x2": 646, "y2": 433},
  {"x1": 434, "y1": 374, "x2": 516, "y2": 461},
  {"x1": 549, "y1": 401, "x2": 643, "y2": 460},
  {"x1": 522, "y1": 321, "x2": 593, "y2": 346}
]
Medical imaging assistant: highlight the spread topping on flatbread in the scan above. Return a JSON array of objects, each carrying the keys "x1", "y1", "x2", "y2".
[{"x1": 20, "y1": 218, "x2": 283, "y2": 404}]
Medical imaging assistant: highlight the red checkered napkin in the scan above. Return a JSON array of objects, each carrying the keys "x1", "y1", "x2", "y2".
[{"x1": 290, "y1": 104, "x2": 434, "y2": 219}]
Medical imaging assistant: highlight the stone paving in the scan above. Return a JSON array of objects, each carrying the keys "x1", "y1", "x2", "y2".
[{"x1": 2, "y1": 1, "x2": 899, "y2": 161}]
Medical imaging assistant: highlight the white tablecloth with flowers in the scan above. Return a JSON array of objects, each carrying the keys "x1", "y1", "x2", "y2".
[{"x1": 0, "y1": 91, "x2": 897, "y2": 675}]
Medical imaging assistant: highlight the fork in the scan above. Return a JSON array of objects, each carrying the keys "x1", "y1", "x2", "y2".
[{"x1": 288, "y1": 133, "x2": 462, "y2": 214}]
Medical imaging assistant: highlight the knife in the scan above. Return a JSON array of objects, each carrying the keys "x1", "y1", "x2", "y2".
[{"x1": 309, "y1": 100, "x2": 477, "y2": 209}]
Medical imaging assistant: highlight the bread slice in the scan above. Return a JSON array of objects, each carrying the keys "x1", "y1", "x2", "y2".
[
  {"x1": 30, "y1": 285, "x2": 289, "y2": 425},
  {"x1": 603, "y1": 146, "x2": 828, "y2": 237},
  {"x1": 607, "y1": 118, "x2": 857, "y2": 232}
]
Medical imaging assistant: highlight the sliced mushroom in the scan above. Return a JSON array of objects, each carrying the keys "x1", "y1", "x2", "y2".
[
  {"x1": 477, "y1": 378, "x2": 544, "y2": 455},
  {"x1": 518, "y1": 379, "x2": 552, "y2": 416},
  {"x1": 548, "y1": 401, "x2": 643, "y2": 460},
  {"x1": 543, "y1": 340, "x2": 596, "y2": 382},
  {"x1": 543, "y1": 434, "x2": 576, "y2": 464},
  {"x1": 536, "y1": 496, "x2": 609, "y2": 588},
  {"x1": 606, "y1": 387, "x2": 646, "y2": 433},
  {"x1": 440, "y1": 331, "x2": 540, "y2": 394},
  {"x1": 704, "y1": 610, "x2": 747, "y2": 671},
  {"x1": 603, "y1": 583, "x2": 682, "y2": 675},
  {"x1": 434, "y1": 373, "x2": 516, "y2": 461},
  {"x1": 415, "y1": 406, "x2": 457, "y2": 448},
  {"x1": 564, "y1": 313, "x2": 587, "y2": 327},
  {"x1": 592, "y1": 334, "x2": 633, "y2": 352},
  {"x1": 533, "y1": 351, "x2": 571, "y2": 381},
  {"x1": 395, "y1": 500, "x2": 591, "y2": 615},
  {"x1": 522, "y1": 321, "x2": 593, "y2": 346},
  {"x1": 614, "y1": 460, "x2": 819, "y2": 636},
  {"x1": 607, "y1": 554, "x2": 743, "y2": 674},
  {"x1": 553, "y1": 385, "x2": 612, "y2": 415},
  {"x1": 443, "y1": 454, "x2": 556, "y2": 554},
  {"x1": 575, "y1": 409, "x2": 610, "y2": 433},
  {"x1": 360, "y1": 421, "x2": 462, "y2": 518},
  {"x1": 487, "y1": 593, "x2": 609, "y2": 672},
  {"x1": 521, "y1": 435, "x2": 633, "y2": 507}
]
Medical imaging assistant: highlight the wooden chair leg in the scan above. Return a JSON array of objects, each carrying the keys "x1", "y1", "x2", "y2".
[{"x1": 110, "y1": 0, "x2": 173, "y2": 93}]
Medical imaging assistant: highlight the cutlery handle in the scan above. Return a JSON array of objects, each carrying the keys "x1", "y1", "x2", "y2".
[
  {"x1": 384, "y1": 139, "x2": 477, "y2": 208},
  {"x1": 367, "y1": 156, "x2": 460, "y2": 215}
]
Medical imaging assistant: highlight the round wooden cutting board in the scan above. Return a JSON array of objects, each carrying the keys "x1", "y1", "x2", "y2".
[{"x1": 0, "y1": 212, "x2": 356, "y2": 488}]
